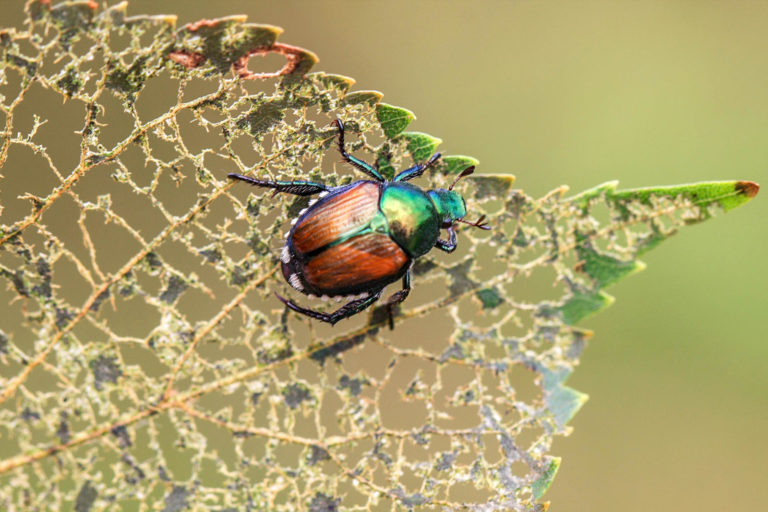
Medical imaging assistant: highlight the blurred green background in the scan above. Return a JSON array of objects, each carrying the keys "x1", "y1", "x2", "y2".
[{"x1": 8, "y1": 0, "x2": 767, "y2": 510}]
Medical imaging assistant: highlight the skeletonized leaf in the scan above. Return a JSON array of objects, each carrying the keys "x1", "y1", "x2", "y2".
[{"x1": 0, "y1": 2, "x2": 758, "y2": 511}]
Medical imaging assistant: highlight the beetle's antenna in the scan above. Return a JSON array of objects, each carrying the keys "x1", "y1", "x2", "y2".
[
  {"x1": 457, "y1": 214, "x2": 491, "y2": 230},
  {"x1": 448, "y1": 166, "x2": 475, "y2": 191}
]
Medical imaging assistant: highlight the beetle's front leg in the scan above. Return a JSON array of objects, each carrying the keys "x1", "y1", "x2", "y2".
[
  {"x1": 393, "y1": 152, "x2": 442, "y2": 182},
  {"x1": 435, "y1": 227, "x2": 457, "y2": 253},
  {"x1": 275, "y1": 290, "x2": 383, "y2": 326},
  {"x1": 333, "y1": 119, "x2": 385, "y2": 182},
  {"x1": 383, "y1": 271, "x2": 411, "y2": 329}
]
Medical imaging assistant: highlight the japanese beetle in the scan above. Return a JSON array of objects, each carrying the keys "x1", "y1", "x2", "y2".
[{"x1": 228, "y1": 119, "x2": 489, "y2": 327}]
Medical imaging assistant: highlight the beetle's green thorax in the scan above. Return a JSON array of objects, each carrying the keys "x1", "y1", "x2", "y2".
[
  {"x1": 427, "y1": 189, "x2": 467, "y2": 225},
  {"x1": 380, "y1": 182, "x2": 440, "y2": 258}
]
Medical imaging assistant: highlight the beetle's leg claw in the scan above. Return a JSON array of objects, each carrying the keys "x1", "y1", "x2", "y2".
[
  {"x1": 383, "y1": 293, "x2": 405, "y2": 330},
  {"x1": 384, "y1": 290, "x2": 408, "y2": 305},
  {"x1": 274, "y1": 292, "x2": 294, "y2": 308},
  {"x1": 386, "y1": 305, "x2": 395, "y2": 330},
  {"x1": 275, "y1": 292, "x2": 329, "y2": 321},
  {"x1": 382, "y1": 288, "x2": 410, "y2": 330},
  {"x1": 275, "y1": 292, "x2": 316, "y2": 318}
]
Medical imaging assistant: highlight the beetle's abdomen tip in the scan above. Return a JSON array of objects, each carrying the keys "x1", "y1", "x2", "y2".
[
  {"x1": 281, "y1": 252, "x2": 309, "y2": 294},
  {"x1": 288, "y1": 273, "x2": 304, "y2": 291}
]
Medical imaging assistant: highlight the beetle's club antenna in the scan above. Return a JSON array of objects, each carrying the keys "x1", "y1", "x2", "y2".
[
  {"x1": 448, "y1": 166, "x2": 475, "y2": 191},
  {"x1": 448, "y1": 166, "x2": 489, "y2": 230},
  {"x1": 457, "y1": 214, "x2": 491, "y2": 230}
]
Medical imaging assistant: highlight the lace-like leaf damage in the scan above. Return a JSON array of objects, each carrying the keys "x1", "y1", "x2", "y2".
[{"x1": 0, "y1": 2, "x2": 758, "y2": 510}]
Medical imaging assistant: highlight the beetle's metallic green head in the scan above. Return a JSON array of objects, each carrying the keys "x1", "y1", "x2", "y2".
[
  {"x1": 429, "y1": 165, "x2": 477, "y2": 226},
  {"x1": 428, "y1": 166, "x2": 492, "y2": 233},
  {"x1": 428, "y1": 189, "x2": 467, "y2": 227}
]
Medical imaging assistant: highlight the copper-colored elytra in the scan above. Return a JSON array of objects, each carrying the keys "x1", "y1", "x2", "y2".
[
  {"x1": 292, "y1": 182, "x2": 380, "y2": 254},
  {"x1": 303, "y1": 234, "x2": 408, "y2": 293}
]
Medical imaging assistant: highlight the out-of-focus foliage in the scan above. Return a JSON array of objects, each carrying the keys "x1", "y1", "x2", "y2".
[{"x1": 0, "y1": 2, "x2": 758, "y2": 511}]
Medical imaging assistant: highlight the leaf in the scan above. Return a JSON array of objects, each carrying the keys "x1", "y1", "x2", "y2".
[
  {"x1": 471, "y1": 173, "x2": 517, "y2": 200},
  {"x1": 398, "y1": 131, "x2": 443, "y2": 162},
  {"x1": 441, "y1": 154, "x2": 480, "y2": 175},
  {"x1": 376, "y1": 102, "x2": 415, "y2": 138},
  {"x1": 611, "y1": 180, "x2": 759, "y2": 213},
  {"x1": 559, "y1": 290, "x2": 615, "y2": 325},
  {"x1": 341, "y1": 90, "x2": 384, "y2": 105},
  {"x1": 542, "y1": 368, "x2": 590, "y2": 430},
  {"x1": 532, "y1": 457, "x2": 561, "y2": 500},
  {"x1": 548, "y1": 385, "x2": 589, "y2": 428},
  {"x1": 475, "y1": 287, "x2": 505, "y2": 309},
  {"x1": 0, "y1": 2, "x2": 758, "y2": 512}
]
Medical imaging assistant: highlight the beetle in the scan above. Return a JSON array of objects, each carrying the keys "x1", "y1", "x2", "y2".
[{"x1": 228, "y1": 119, "x2": 489, "y2": 327}]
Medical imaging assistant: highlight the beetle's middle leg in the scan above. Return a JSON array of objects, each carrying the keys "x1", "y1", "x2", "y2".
[
  {"x1": 275, "y1": 290, "x2": 383, "y2": 326},
  {"x1": 227, "y1": 174, "x2": 329, "y2": 196},
  {"x1": 383, "y1": 271, "x2": 412, "y2": 329}
]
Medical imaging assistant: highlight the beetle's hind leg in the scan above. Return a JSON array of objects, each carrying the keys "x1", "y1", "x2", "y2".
[
  {"x1": 275, "y1": 290, "x2": 383, "y2": 326},
  {"x1": 227, "y1": 174, "x2": 329, "y2": 196}
]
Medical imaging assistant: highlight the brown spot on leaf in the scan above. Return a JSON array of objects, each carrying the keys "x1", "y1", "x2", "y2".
[
  {"x1": 169, "y1": 39, "x2": 315, "y2": 79},
  {"x1": 234, "y1": 43, "x2": 317, "y2": 80},
  {"x1": 185, "y1": 19, "x2": 221, "y2": 31},
  {"x1": 735, "y1": 180, "x2": 760, "y2": 198},
  {"x1": 168, "y1": 50, "x2": 205, "y2": 69}
]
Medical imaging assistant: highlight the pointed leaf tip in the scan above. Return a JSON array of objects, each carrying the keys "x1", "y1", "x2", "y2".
[
  {"x1": 532, "y1": 457, "x2": 561, "y2": 500},
  {"x1": 575, "y1": 237, "x2": 646, "y2": 289},
  {"x1": 547, "y1": 385, "x2": 589, "y2": 429},
  {"x1": 341, "y1": 90, "x2": 384, "y2": 106},
  {"x1": 559, "y1": 290, "x2": 614, "y2": 325},
  {"x1": 376, "y1": 103, "x2": 415, "y2": 138},
  {"x1": 399, "y1": 131, "x2": 442, "y2": 163},
  {"x1": 611, "y1": 180, "x2": 760, "y2": 212},
  {"x1": 441, "y1": 155, "x2": 481, "y2": 176}
]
